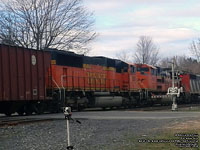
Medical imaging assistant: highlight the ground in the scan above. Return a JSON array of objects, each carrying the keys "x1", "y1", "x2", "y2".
[{"x1": 0, "y1": 109, "x2": 200, "y2": 150}]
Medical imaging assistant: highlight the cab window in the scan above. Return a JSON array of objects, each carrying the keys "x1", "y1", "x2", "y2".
[
  {"x1": 123, "y1": 67, "x2": 128, "y2": 72},
  {"x1": 151, "y1": 69, "x2": 156, "y2": 75},
  {"x1": 137, "y1": 67, "x2": 149, "y2": 72},
  {"x1": 130, "y1": 65, "x2": 135, "y2": 73}
]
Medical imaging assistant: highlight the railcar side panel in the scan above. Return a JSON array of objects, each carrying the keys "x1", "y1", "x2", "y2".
[
  {"x1": 1, "y1": 46, "x2": 11, "y2": 100},
  {"x1": 189, "y1": 75, "x2": 200, "y2": 94},
  {"x1": 24, "y1": 50, "x2": 32, "y2": 100},
  {"x1": 0, "y1": 44, "x2": 51, "y2": 102},
  {"x1": 9, "y1": 46, "x2": 18, "y2": 100},
  {"x1": 0, "y1": 46, "x2": 2, "y2": 100},
  {"x1": 17, "y1": 47, "x2": 26, "y2": 100},
  {"x1": 181, "y1": 74, "x2": 190, "y2": 93}
]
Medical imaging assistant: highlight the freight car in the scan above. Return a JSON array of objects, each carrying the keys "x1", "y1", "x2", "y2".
[
  {"x1": 0, "y1": 44, "x2": 52, "y2": 116},
  {"x1": 177, "y1": 73, "x2": 200, "y2": 103},
  {"x1": 0, "y1": 44, "x2": 200, "y2": 116}
]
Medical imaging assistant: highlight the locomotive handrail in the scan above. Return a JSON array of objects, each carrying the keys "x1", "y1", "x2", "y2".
[
  {"x1": 52, "y1": 78, "x2": 61, "y2": 100},
  {"x1": 61, "y1": 75, "x2": 66, "y2": 101}
]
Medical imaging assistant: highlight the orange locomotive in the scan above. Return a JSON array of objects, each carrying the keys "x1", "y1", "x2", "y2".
[{"x1": 46, "y1": 50, "x2": 173, "y2": 110}]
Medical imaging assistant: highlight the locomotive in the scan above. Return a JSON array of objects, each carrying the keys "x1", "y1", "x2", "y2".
[{"x1": 0, "y1": 44, "x2": 200, "y2": 116}]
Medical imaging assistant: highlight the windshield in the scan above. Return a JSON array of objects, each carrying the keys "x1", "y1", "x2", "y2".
[{"x1": 137, "y1": 67, "x2": 149, "y2": 72}]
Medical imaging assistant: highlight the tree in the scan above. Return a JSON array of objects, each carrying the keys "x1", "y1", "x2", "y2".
[
  {"x1": 190, "y1": 38, "x2": 200, "y2": 62},
  {"x1": 0, "y1": 0, "x2": 96, "y2": 54},
  {"x1": 115, "y1": 50, "x2": 132, "y2": 63},
  {"x1": 160, "y1": 56, "x2": 200, "y2": 74},
  {"x1": 175, "y1": 56, "x2": 200, "y2": 74},
  {"x1": 159, "y1": 57, "x2": 172, "y2": 68},
  {"x1": 134, "y1": 36, "x2": 159, "y2": 65}
]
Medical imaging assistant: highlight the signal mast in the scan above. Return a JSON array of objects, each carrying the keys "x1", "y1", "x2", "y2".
[{"x1": 167, "y1": 60, "x2": 182, "y2": 111}]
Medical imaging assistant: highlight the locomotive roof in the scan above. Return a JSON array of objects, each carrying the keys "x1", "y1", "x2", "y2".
[
  {"x1": 135, "y1": 63, "x2": 157, "y2": 69},
  {"x1": 46, "y1": 48, "x2": 84, "y2": 57}
]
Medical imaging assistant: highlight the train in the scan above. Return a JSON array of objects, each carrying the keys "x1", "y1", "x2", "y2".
[{"x1": 0, "y1": 44, "x2": 200, "y2": 116}]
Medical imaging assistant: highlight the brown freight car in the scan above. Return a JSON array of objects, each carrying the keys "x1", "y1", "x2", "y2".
[{"x1": 0, "y1": 44, "x2": 51, "y2": 116}]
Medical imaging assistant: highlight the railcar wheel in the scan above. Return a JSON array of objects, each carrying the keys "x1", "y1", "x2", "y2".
[
  {"x1": 24, "y1": 105, "x2": 33, "y2": 116},
  {"x1": 25, "y1": 110, "x2": 32, "y2": 116},
  {"x1": 5, "y1": 112, "x2": 11, "y2": 116},
  {"x1": 17, "y1": 111, "x2": 24, "y2": 116},
  {"x1": 35, "y1": 107, "x2": 44, "y2": 115},
  {"x1": 102, "y1": 107, "x2": 106, "y2": 110},
  {"x1": 17, "y1": 107, "x2": 25, "y2": 116},
  {"x1": 34, "y1": 103, "x2": 44, "y2": 115}
]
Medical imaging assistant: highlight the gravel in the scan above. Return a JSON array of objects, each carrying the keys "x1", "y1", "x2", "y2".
[{"x1": 0, "y1": 116, "x2": 197, "y2": 150}]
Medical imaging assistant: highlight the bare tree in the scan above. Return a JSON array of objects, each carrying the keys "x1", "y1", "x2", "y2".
[
  {"x1": 190, "y1": 38, "x2": 200, "y2": 62},
  {"x1": 175, "y1": 56, "x2": 200, "y2": 74},
  {"x1": 0, "y1": 0, "x2": 96, "y2": 54},
  {"x1": 134, "y1": 36, "x2": 159, "y2": 65},
  {"x1": 160, "y1": 56, "x2": 200, "y2": 74},
  {"x1": 159, "y1": 57, "x2": 172, "y2": 68},
  {"x1": 115, "y1": 50, "x2": 131, "y2": 63}
]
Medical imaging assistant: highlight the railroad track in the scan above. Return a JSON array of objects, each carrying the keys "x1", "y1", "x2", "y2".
[
  {"x1": 1, "y1": 103, "x2": 200, "y2": 126},
  {"x1": 126, "y1": 103, "x2": 200, "y2": 111},
  {"x1": 0, "y1": 116, "x2": 53, "y2": 127}
]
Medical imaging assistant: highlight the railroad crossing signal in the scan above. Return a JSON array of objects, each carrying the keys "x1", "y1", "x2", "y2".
[{"x1": 167, "y1": 60, "x2": 182, "y2": 111}]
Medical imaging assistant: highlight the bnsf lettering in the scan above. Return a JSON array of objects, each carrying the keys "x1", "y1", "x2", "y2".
[{"x1": 87, "y1": 72, "x2": 106, "y2": 85}]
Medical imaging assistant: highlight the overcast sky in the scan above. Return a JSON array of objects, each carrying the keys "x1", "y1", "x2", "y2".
[{"x1": 84, "y1": 0, "x2": 200, "y2": 60}]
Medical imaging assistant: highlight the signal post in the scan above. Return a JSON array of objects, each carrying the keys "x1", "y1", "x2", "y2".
[{"x1": 167, "y1": 61, "x2": 181, "y2": 111}]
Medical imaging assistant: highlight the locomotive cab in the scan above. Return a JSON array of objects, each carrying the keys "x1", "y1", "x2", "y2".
[
  {"x1": 127, "y1": 64, "x2": 137, "y2": 91},
  {"x1": 135, "y1": 64, "x2": 157, "y2": 90}
]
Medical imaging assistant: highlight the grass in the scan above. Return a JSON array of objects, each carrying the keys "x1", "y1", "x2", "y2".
[
  {"x1": 115, "y1": 120, "x2": 200, "y2": 150},
  {"x1": 132, "y1": 130, "x2": 199, "y2": 150}
]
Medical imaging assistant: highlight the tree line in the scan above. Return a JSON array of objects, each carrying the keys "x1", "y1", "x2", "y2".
[{"x1": 116, "y1": 36, "x2": 200, "y2": 75}]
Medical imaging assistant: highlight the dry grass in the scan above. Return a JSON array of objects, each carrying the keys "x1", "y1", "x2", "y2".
[
  {"x1": 121, "y1": 120, "x2": 200, "y2": 150},
  {"x1": 166, "y1": 119, "x2": 200, "y2": 130}
]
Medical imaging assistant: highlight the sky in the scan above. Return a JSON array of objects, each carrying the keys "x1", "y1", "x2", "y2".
[{"x1": 83, "y1": 0, "x2": 200, "y2": 60}]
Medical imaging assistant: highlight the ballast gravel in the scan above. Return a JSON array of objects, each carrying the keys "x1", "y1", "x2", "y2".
[{"x1": 0, "y1": 116, "x2": 197, "y2": 150}]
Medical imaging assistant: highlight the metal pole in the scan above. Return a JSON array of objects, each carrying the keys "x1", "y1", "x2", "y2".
[
  {"x1": 67, "y1": 118, "x2": 70, "y2": 147},
  {"x1": 61, "y1": 75, "x2": 66, "y2": 103},
  {"x1": 172, "y1": 95, "x2": 177, "y2": 111},
  {"x1": 171, "y1": 60, "x2": 177, "y2": 111},
  {"x1": 64, "y1": 107, "x2": 74, "y2": 150},
  {"x1": 64, "y1": 107, "x2": 81, "y2": 150},
  {"x1": 172, "y1": 61, "x2": 175, "y2": 88}
]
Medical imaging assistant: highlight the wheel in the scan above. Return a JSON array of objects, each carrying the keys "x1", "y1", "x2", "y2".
[
  {"x1": 34, "y1": 104, "x2": 44, "y2": 115},
  {"x1": 5, "y1": 112, "x2": 11, "y2": 116},
  {"x1": 17, "y1": 111, "x2": 24, "y2": 116},
  {"x1": 102, "y1": 107, "x2": 106, "y2": 110},
  {"x1": 25, "y1": 110, "x2": 32, "y2": 116},
  {"x1": 24, "y1": 105, "x2": 33, "y2": 116},
  {"x1": 17, "y1": 107, "x2": 25, "y2": 116}
]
